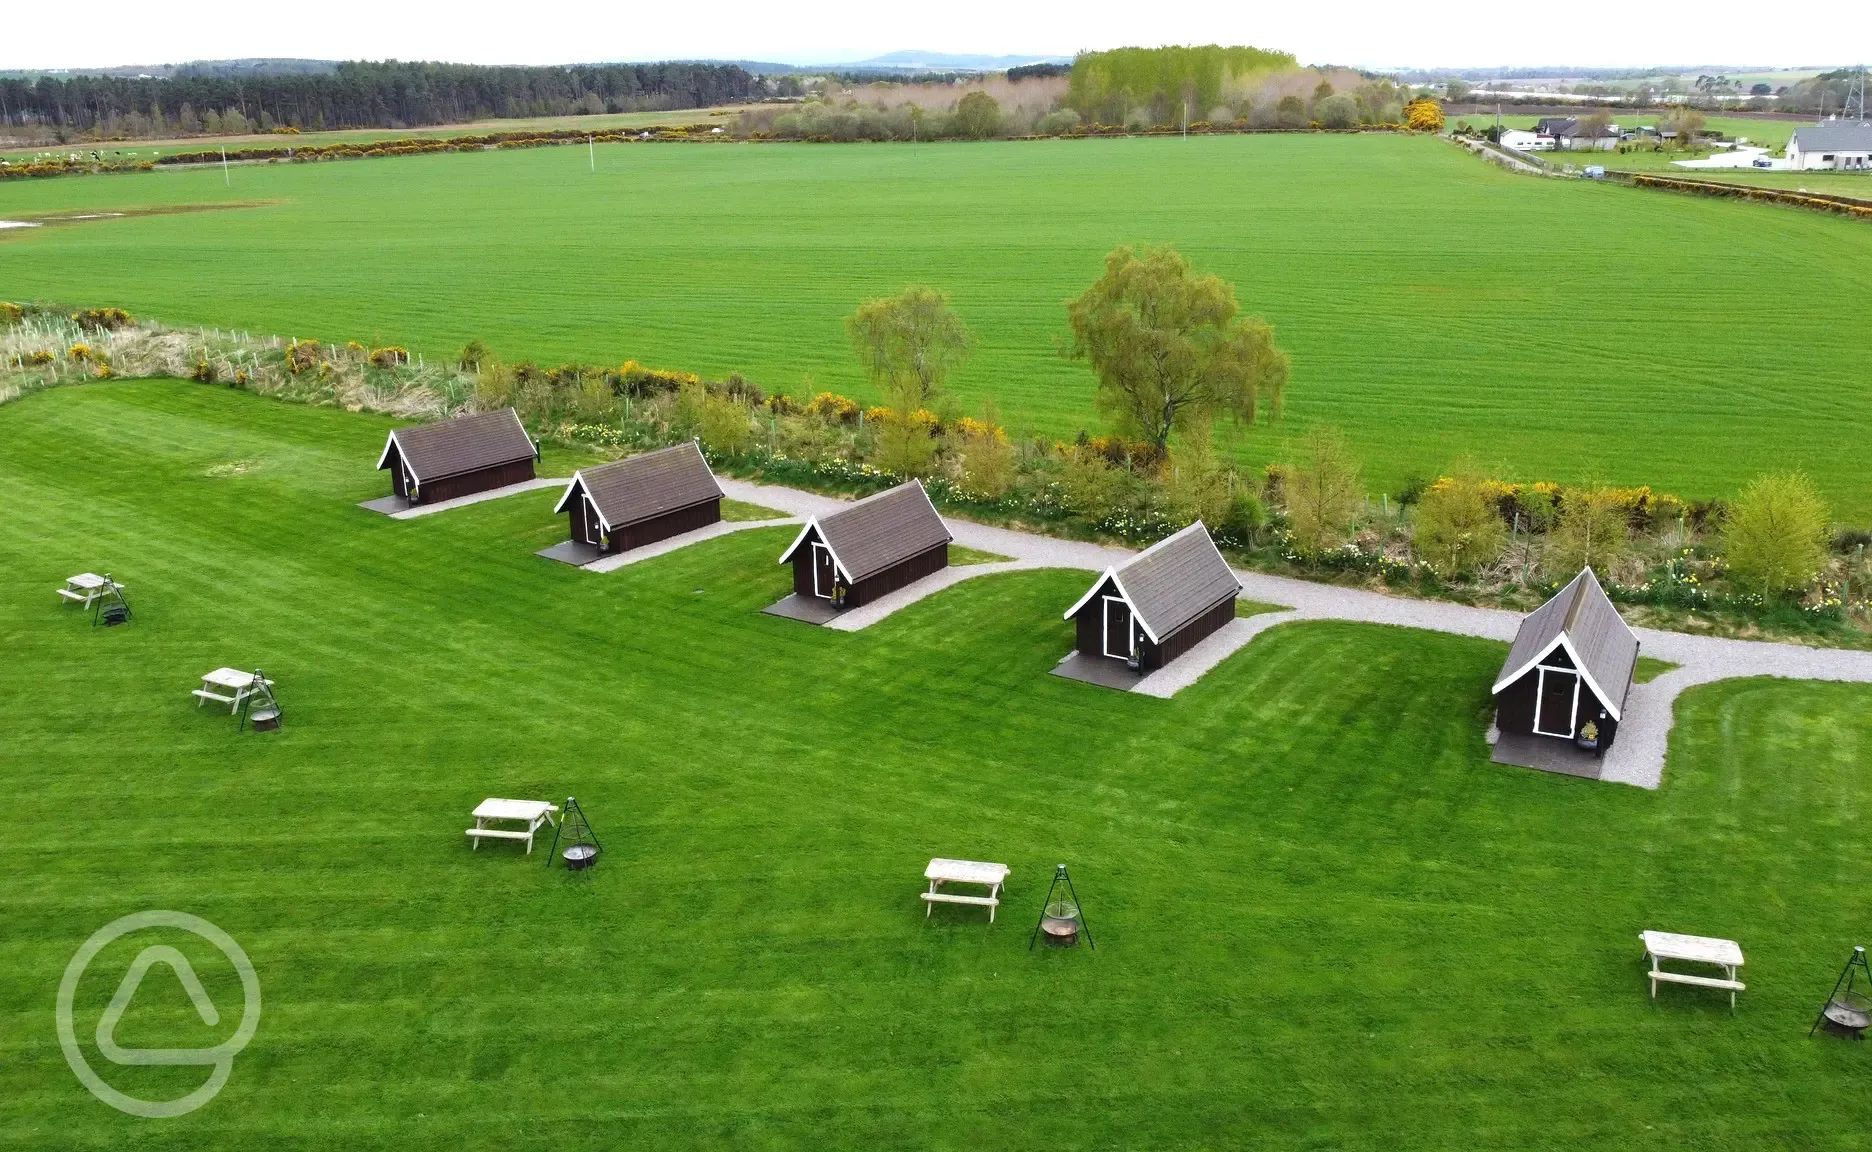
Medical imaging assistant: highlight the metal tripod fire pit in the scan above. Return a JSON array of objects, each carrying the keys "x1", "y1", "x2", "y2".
[
  {"x1": 1029, "y1": 864, "x2": 1094, "y2": 951},
  {"x1": 1811, "y1": 946, "x2": 1872, "y2": 1040}
]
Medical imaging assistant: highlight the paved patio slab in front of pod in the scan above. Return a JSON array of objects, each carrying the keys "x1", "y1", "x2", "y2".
[
  {"x1": 762, "y1": 593, "x2": 842, "y2": 626},
  {"x1": 1049, "y1": 651, "x2": 1146, "y2": 692},
  {"x1": 536, "y1": 540, "x2": 604, "y2": 567},
  {"x1": 1490, "y1": 730, "x2": 1604, "y2": 780}
]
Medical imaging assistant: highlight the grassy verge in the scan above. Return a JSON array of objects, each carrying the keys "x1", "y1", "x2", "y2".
[
  {"x1": 1238, "y1": 599, "x2": 1290, "y2": 617},
  {"x1": 721, "y1": 496, "x2": 788, "y2": 522},
  {"x1": 950, "y1": 544, "x2": 1013, "y2": 565},
  {"x1": 1635, "y1": 656, "x2": 1680, "y2": 682}
]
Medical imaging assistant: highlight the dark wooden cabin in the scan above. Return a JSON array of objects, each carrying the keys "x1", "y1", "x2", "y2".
[
  {"x1": 777, "y1": 480, "x2": 951, "y2": 610},
  {"x1": 553, "y1": 441, "x2": 724, "y2": 554},
  {"x1": 1491, "y1": 568, "x2": 1638, "y2": 766},
  {"x1": 376, "y1": 408, "x2": 537, "y2": 505},
  {"x1": 1062, "y1": 521, "x2": 1241, "y2": 671}
]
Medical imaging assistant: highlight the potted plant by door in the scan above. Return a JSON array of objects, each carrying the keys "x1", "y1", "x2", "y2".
[{"x1": 1576, "y1": 719, "x2": 1600, "y2": 753}]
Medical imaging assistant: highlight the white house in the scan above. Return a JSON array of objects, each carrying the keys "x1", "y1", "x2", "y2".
[
  {"x1": 1532, "y1": 116, "x2": 1620, "y2": 152},
  {"x1": 1787, "y1": 120, "x2": 1872, "y2": 171},
  {"x1": 1499, "y1": 128, "x2": 1544, "y2": 151}
]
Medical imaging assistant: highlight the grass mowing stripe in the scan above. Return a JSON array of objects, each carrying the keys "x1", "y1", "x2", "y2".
[{"x1": 4, "y1": 380, "x2": 1872, "y2": 1148}]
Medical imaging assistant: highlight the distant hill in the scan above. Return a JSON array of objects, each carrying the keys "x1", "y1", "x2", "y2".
[
  {"x1": 836, "y1": 51, "x2": 1072, "y2": 72},
  {"x1": 0, "y1": 58, "x2": 338, "y2": 80}
]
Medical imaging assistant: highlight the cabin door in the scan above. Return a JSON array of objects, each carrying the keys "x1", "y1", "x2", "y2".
[
  {"x1": 581, "y1": 495, "x2": 605, "y2": 546},
  {"x1": 1102, "y1": 596, "x2": 1134, "y2": 660},
  {"x1": 811, "y1": 542, "x2": 836, "y2": 599},
  {"x1": 1534, "y1": 666, "x2": 1580, "y2": 738}
]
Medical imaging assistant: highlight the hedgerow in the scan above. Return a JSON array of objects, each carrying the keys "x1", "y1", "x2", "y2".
[{"x1": 3, "y1": 303, "x2": 1866, "y2": 638}]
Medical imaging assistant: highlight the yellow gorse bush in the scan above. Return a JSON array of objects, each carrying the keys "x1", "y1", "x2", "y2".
[{"x1": 805, "y1": 391, "x2": 860, "y2": 424}]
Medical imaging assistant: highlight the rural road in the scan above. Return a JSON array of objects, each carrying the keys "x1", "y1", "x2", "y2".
[{"x1": 716, "y1": 477, "x2": 1872, "y2": 791}]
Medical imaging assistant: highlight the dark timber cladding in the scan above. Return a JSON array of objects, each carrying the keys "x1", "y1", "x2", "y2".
[
  {"x1": 1063, "y1": 522, "x2": 1241, "y2": 671},
  {"x1": 1491, "y1": 567, "x2": 1639, "y2": 756},
  {"x1": 552, "y1": 441, "x2": 724, "y2": 554},
  {"x1": 376, "y1": 407, "x2": 536, "y2": 505},
  {"x1": 777, "y1": 480, "x2": 952, "y2": 609}
]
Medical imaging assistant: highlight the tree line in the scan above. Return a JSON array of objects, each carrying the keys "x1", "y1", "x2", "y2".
[{"x1": 0, "y1": 60, "x2": 757, "y2": 140}]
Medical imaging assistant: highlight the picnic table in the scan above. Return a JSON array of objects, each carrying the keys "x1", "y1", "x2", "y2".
[
  {"x1": 922, "y1": 858, "x2": 1010, "y2": 922},
  {"x1": 58, "y1": 573, "x2": 123, "y2": 608},
  {"x1": 466, "y1": 798, "x2": 560, "y2": 854},
  {"x1": 1641, "y1": 930, "x2": 1746, "y2": 1010},
  {"x1": 192, "y1": 667, "x2": 272, "y2": 713}
]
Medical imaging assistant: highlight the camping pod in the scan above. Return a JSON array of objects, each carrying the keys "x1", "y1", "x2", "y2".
[
  {"x1": 1063, "y1": 522, "x2": 1241, "y2": 671},
  {"x1": 1490, "y1": 568, "x2": 1639, "y2": 771},
  {"x1": 777, "y1": 480, "x2": 951, "y2": 610},
  {"x1": 553, "y1": 441, "x2": 724, "y2": 555},
  {"x1": 376, "y1": 408, "x2": 537, "y2": 505}
]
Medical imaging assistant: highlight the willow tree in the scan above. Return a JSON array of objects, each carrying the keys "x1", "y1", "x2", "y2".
[
  {"x1": 1066, "y1": 245, "x2": 1288, "y2": 457},
  {"x1": 846, "y1": 286, "x2": 971, "y2": 412}
]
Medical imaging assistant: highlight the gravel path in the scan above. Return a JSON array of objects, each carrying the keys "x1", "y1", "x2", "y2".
[
  {"x1": 585, "y1": 517, "x2": 797, "y2": 573},
  {"x1": 721, "y1": 478, "x2": 1872, "y2": 787},
  {"x1": 363, "y1": 476, "x2": 567, "y2": 519}
]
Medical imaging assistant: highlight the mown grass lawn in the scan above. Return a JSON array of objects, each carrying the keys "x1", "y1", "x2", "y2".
[
  {"x1": 4, "y1": 134, "x2": 1872, "y2": 515},
  {"x1": 2, "y1": 379, "x2": 1871, "y2": 1149}
]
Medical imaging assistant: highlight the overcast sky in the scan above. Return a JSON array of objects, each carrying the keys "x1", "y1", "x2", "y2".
[{"x1": 4, "y1": 0, "x2": 1864, "y2": 73}]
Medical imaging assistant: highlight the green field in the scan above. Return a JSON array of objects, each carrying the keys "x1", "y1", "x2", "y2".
[
  {"x1": 5, "y1": 379, "x2": 1872, "y2": 1148},
  {"x1": 0, "y1": 105, "x2": 759, "y2": 164},
  {"x1": 5, "y1": 134, "x2": 1872, "y2": 516}
]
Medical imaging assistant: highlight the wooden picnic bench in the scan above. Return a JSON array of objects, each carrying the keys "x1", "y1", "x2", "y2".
[
  {"x1": 923, "y1": 858, "x2": 1010, "y2": 922},
  {"x1": 1641, "y1": 930, "x2": 1745, "y2": 1011},
  {"x1": 192, "y1": 667, "x2": 272, "y2": 713},
  {"x1": 466, "y1": 798, "x2": 559, "y2": 855},
  {"x1": 59, "y1": 572, "x2": 123, "y2": 608}
]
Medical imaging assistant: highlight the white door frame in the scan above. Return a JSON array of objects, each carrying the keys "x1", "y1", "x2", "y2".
[
  {"x1": 1533, "y1": 665, "x2": 1581, "y2": 738},
  {"x1": 582, "y1": 495, "x2": 605, "y2": 546},
  {"x1": 1102, "y1": 595, "x2": 1132, "y2": 660},
  {"x1": 811, "y1": 541, "x2": 835, "y2": 599}
]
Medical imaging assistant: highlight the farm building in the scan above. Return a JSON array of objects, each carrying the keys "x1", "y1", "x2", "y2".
[
  {"x1": 376, "y1": 408, "x2": 537, "y2": 505},
  {"x1": 1788, "y1": 120, "x2": 1872, "y2": 171},
  {"x1": 774, "y1": 481, "x2": 951, "y2": 616},
  {"x1": 1062, "y1": 522, "x2": 1241, "y2": 674},
  {"x1": 552, "y1": 441, "x2": 723, "y2": 555},
  {"x1": 1490, "y1": 568, "x2": 1639, "y2": 778}
]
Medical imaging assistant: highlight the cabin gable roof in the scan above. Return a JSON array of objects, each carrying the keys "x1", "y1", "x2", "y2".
[
  {"x1": 1491, "y1": 567, "x2": 1639, "y2": 720},
  {"x1": 777, "y1": 480, "x2": 950, "y2": 581},
  {"x1": 380, "y1": 408, "x2": 534, "y2": 483},
  {"x1": 1063, "y1": 522, "x2": 1240, "y2": 643},
  {"x1": 554, "y1": 441, "x2": 722, "y2": 530}
]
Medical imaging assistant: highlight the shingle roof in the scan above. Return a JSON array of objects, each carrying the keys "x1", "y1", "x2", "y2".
[
  {"x1": 1491, "y1": 568, "x2": 1639, "y2": 719},
  {"x1": 1791, "y1": 121, "x2": 1872, "y2": 152},
  {"x1": 1065, "y1": 522, "x2": 1241, "y2": 643},
  {"x1": 556, "y1": 442, "x2": 722, "y2": 529},
  {"x1": 1535, "y1": 117, "x2": 1578, "y2": 136},
  {"x1": 778, "y1": 480, "x2": 951, "y2": 581},
  {"x1": 380, "y1": 408, "x2": 534, "y2": 483}
]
